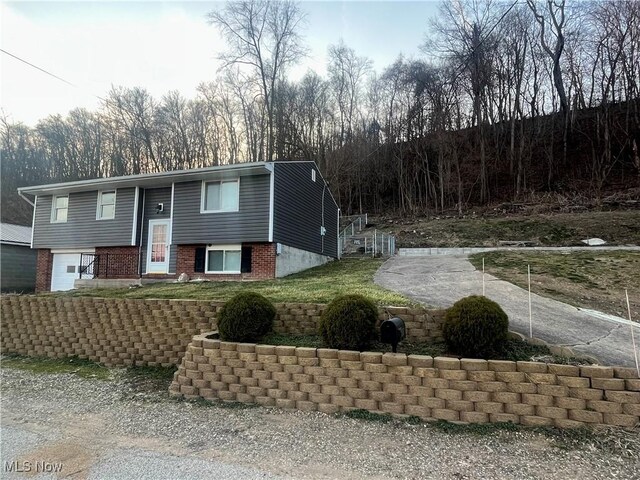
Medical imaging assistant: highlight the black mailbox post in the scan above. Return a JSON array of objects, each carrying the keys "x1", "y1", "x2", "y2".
[{"x1": 380, "y1": 317, "x2": 406, "y2": 353}]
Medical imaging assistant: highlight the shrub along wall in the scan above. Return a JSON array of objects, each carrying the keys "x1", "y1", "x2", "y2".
[
  {"x1": 170, "y1": 334, "x2": 640, "y2": 429},
  {"x1": 0, "y1": 296, "x2": 445, "y2": 367}
]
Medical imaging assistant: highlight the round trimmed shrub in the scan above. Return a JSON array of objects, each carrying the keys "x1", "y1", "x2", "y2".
[
  {"x1": 443, "y1": 295, "x2": 509, "y2": 358},
  {"x1": 217, "y1": 292, "x2": 276, "y2": 342},
  {"x1": 319, "y1": 294, "x2": 378, "y2": 350}
]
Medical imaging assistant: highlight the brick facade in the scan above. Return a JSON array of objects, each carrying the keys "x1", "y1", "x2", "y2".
[
  {"x1": 95, "y1": 246, "x2": 140, "y2": 279},
  {"x1": 34, "y1": 243, "x2": 276, "y2": 291},
  {"x1": 175, "y1": 243, "x2": 276, "y2": 281},
  {"x1": 170, "y1": 335, "x2": 640, "y2": 429},
  {"x1": 35, "y1": 249, "x2": 53, "y2": 293}
]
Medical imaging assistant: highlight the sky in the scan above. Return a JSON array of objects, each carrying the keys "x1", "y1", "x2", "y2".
[{"x1": 1, "y1": 1, "x2": 441, "y2": 126}]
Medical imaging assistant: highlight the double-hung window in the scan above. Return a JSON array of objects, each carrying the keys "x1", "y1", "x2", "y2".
[
  {"x1": 51, "y1": 195, "x2": 68, "y2": 223},
  {"x1": 205, "y1": 245, "x2": 241, "y2": 274},
  {"x1": 201, "y1": 179, "x2": 239, "y2": 213},
  {"x1": 97, "y1": 190, "x2": 116, "y2": 220}
]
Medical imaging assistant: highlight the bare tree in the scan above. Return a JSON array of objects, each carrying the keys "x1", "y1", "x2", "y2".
[
  {"x1": 526, "y1": 0, "x2": 569, "y2": 113},
  {"x1": 207, "y1": 0, "x2": 306, "y2": 162}
]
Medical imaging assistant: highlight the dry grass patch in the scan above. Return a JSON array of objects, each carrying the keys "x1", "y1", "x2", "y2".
[
  {"x1": 377, "y1": 210, "x2": 640, "y2": 248},
  {"x1": 469, "y1": 251, "x2": 640, "y2": 319}
]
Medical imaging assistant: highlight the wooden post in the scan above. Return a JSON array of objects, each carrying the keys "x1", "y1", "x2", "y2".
[
  {"x1": 626, "y1": 289, "x2": 639, "y2": 377},
  {"x1": 528, "y1": 264, "x2": 532, "y2": 338}
]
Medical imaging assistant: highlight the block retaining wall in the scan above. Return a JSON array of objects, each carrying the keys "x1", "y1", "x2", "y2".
[
  {"x1": 0, "y1": 296, "x2": 444, "y2": 367},
  {"x1": 170, "y1": 333, "x2": 640, "y2": 429}
]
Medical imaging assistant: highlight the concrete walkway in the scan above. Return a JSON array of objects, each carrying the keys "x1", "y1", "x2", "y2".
[{"x1": 375, "y1": 255, "x2": 639, "y2": 368}]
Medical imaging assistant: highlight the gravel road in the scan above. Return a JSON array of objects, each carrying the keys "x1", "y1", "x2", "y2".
[{"x1": 1, "y1": 367, "x2": 639, "y2": 480}]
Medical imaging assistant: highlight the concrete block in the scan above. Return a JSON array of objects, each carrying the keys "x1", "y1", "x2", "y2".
[
  {"x1": 434, "y1": 357, "x2": 460, "y2": 370},
  {"x1": 505, "y1": 403, "x2": 535, "y2": 416},
  {"x1": 467, "y1": 370, "x2": 496, "y2": 382},
  {"x1": 586, "y1": 400, "x2": 623, "y2": 414},
  {"x1": 537, "y1": 384, "x2": 569, "y2": 397},
  {"x1": 516, "y1": 362, "x2": 548, "y2": 374},
  {"x1": 382, "y1": 353, "x2": 408, "y2": 366},
  {"x1": 432, "y1": 408, "x2": 460, "y2": 421},
  {"x1": 463, "y1": 391, "x2": 491, "y2": 402},
  {"x1": 520, "y1": 415, "x2": 553, "y2": 427},
  {"x1": 547, "y1": 364, "x2": 579, "y2": 376},
  {"x1": 408, "y1": 355, "x2": 433, "y2": 367},
  {"x1": 603, "y1": 413, "x2": 639, "y2": 427},
  {"x1": 495, "y1": 372, "x2": 526, "y2": 383},
  {"x1": 557, "y1": 376, "x2": 590, "y2": 388},
  {"x1": 522, "y1": 393, "x2": 553, "y2": 406},
  {"x1": 440, "y1": 369, "x2": 467, "y2": 380},
  {"x1": 590, "y1": 378, "x2": 626, "y2": 391},
  {"x1": 536, "y1": 406, "x2": 568, "y2": 419},
  {"x1": 490, "y1": 413, "x2": 519, "y2": 424},
  {"x1": 580, "y1": 366, "x2": 614, "y2": 378},
  {"x1": 446, "y1": 400, "x2": 474, "y2": 412},
  {"x1": 460, "y1": 411, "x2": 489, "y2": 423}
]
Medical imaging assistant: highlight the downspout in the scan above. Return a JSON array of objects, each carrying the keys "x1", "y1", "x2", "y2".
[
  {"x1": 138, "y1": 190, "x2": 146, "y2": 277},
  {"x1": 18, "y1": 190, "x2": 36, "y2": 249},
  {"x1": 321, "y1": 182, "x2": 326, "y2": 254}
]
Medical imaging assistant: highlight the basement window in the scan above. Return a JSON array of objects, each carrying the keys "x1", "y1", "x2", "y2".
[{"x1": 205, "y1": 245, "x2": 241, "y2": 274}]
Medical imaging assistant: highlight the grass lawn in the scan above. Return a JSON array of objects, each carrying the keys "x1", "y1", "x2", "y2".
[
  {"x1": 377, "y1": 211, "x2": 640, "y2": 248},
  {"x1": 469, "y1": 251, "x2": 640, "y2": 319},
  {"x1": 52, "y1": 258, "x2": 411, "y2": 306},
  {"x1": 0, "y1": 355, "x2": 111, "y2": 380}
]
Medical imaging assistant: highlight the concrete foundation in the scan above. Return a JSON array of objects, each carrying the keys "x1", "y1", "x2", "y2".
[
  {"x1": 275, "y1": 244, "x2": 332, "y2": 278},
  {"x1": 74, "y1": 278, "x2": 142, "y2": 289}
]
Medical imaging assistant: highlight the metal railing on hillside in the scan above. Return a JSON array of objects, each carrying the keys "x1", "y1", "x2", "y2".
[
  {"x1": 367, "y1": 230, "x2": 396, "y2": 257},
  {"x1": 338, "y1": 214, "x2": 368, "y2": 254}
]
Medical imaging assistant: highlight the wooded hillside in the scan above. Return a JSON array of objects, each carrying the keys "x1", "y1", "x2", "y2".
[{"x1": 2, "y1": 0, "x2": 639, "y2": 225}]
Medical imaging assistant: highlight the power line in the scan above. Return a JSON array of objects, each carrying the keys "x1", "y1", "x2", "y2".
[{"x1": 1, "y1": 48, "x2": 79, "y2": 89}]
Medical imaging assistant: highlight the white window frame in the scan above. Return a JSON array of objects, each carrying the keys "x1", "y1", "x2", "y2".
[
  {"x1": 96, "y1": 190, "x2": 117, "y2": 220},
  {"x1": 50, "y1": 195, "x2": 69, "y2": 223},
  {"x1": 200, "y1": 178, "x2": 240, "y2": 213},
  {"x1": 205, "y1": 244, "x2": 242, "y2": 274}
]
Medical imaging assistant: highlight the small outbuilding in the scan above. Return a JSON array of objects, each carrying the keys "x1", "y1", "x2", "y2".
[{"x1": 1, "y1": 223, "x2": 37, "y2": 292}]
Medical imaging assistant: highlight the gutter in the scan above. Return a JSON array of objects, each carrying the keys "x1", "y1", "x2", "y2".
[
  {"x1": 17, "y1": 190, "x2": 35, "y2": 207},
  {"x1": 17, "y1": 162, "x2": 272, "y2": 196}
]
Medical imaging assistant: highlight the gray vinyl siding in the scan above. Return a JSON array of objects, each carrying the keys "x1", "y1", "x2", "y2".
[
  {"x1": 273, "y1": 162, "x2": 339, "y2": 258},
  {"x1": 140, "y1": 187, "x2": 176, "y2": 274},
  {"x1": 32, "y1": 188, "x2": 136, "y2": 249},
  {"x1": 171, "y1": 175, "x2": 270, "y2": 244},
  {"x1": 1, "y1": 244, "x2": 37, "y2": 292}
]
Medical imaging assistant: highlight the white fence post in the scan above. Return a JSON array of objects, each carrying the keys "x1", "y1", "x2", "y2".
[{"x1": 373, "y1": 229, "x2": 377, "y2": 257}]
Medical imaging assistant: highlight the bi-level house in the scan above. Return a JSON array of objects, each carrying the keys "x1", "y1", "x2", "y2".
[{"x1": 18, "y1": 161, "x2": 340, "y2": 292}]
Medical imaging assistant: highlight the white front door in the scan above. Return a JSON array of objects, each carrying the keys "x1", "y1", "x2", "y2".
[{"x1": 146, "y1": 220, "x2": 170, "y2": 274}]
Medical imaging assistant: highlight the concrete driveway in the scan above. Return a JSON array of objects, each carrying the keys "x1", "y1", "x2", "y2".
[{"x1": 375, "y1": 255, "x2": 638, "y2": 367}]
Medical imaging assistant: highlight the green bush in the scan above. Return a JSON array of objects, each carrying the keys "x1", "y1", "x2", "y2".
[
  {"x1": 442, "y1": 295, "x2": 509, "y2": 358},
  {"x1": 319, "y1": 294, "x2": 378, "y2": 350},
  {"x1": 217, "y1": 292, "x2": 276, "y2": 342}
]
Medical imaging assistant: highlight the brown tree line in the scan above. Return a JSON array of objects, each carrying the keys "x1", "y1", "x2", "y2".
[{"x1": 2, "y1": 0, "x2": 639, "y2": 224}]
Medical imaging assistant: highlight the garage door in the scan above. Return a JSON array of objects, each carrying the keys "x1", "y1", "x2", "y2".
[{"x1": 51, "y1": 253, "x2": 83, "y2": 291}]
